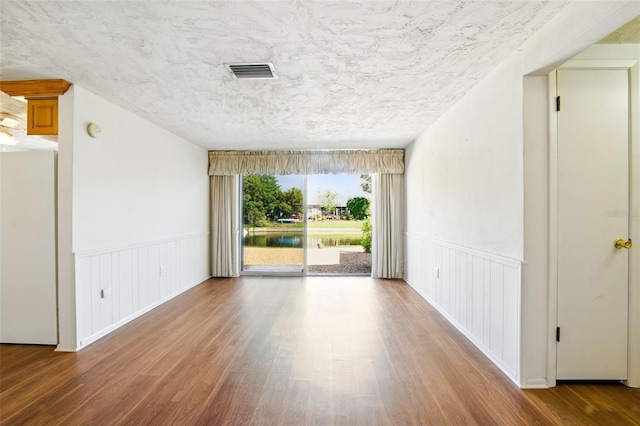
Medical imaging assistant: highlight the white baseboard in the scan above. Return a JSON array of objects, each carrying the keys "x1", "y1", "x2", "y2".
[
  {"x1": 55, "y1": 345, "x2": 79, "y2": 353},
  {"x1": 520, "y1": 378, "x2": 549, "y2": 389}
]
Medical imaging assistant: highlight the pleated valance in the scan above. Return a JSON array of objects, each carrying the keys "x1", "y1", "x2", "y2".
[{"x1": 208, "y1": 149, "x2": 404, "y2": 176}]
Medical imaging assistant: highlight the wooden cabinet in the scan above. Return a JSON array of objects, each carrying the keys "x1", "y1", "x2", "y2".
[
  {"x1": 27, "y1": 97, "x2": 58, "y2": 135},
  {"x1": 0, "y1": 79, "x2": 71, "y2": 136}
]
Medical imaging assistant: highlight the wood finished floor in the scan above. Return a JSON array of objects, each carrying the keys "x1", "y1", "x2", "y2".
[{"x1": 1, "y1": 277, "x2": 638, "y2": 425}]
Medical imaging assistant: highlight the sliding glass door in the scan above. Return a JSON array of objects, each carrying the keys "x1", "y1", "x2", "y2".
[
  {"x1": 242, "y1": 174, "x2": 305, "y2": 273},
  {"x1": 306, "y1": 174, "x2": 371, "y2": 275},
  {"x1": 241, "y1": 173, "x2": 371, "y2": 275}
]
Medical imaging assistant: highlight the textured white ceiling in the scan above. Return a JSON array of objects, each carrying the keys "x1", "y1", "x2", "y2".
[{"x1": 0, "y1": 1, "x2": 570, "y2": 150}]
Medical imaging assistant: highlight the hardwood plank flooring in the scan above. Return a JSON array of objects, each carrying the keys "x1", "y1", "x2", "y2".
[{"x1": 1, "y1": 277, "x2": 638, "y2": 425}]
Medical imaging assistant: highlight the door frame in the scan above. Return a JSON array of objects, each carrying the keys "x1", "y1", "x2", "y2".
[
  {"x1": 547, "y1": 46, "x2": 640, "y2": 387},
  {"x1": 239, "y1": 174, "x2": 308, "y2": 276}
]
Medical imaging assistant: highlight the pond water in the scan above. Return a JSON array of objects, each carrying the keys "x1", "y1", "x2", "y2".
[{"x1": 244, "y1": 233, "x2": 362, "y2": 248}]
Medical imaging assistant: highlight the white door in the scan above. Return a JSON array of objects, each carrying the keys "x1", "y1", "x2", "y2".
[{"x1": 556, "y1": 69, "x2": 630, "y2": 380}]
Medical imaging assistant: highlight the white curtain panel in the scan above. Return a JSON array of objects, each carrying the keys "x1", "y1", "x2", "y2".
[
  {"x1": 372, "y1": 173, "x2": 404, "y2": 279},
  {"x1": 210, "y1": 175, "x2": 240, "y2": 277},
  {"x1": 208, "y1": 149, "x2": 403, "y2": 175}
]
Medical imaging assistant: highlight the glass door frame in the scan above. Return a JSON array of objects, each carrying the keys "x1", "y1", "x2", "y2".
[{"x1": 240, "y1": 175, "x2": 308, "y2": 276}]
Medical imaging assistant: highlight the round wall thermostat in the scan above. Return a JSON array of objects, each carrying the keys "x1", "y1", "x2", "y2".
[{"x1": 87, "y1": 123, "x2": 102, "y2": 138}]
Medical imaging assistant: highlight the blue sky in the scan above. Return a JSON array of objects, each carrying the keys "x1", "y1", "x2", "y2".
[{"x1": 276, "y1": 174, "x2": 370, "y2": 205}]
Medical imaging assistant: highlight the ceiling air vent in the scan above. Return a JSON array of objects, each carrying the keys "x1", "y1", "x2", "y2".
[{"x1": 225, "y1": 62, "x2": 277, "y2": 80}]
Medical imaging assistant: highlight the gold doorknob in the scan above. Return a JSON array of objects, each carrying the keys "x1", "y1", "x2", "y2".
[{"x1": 614, "y1": 238, "x2": 632, "y2": 249}]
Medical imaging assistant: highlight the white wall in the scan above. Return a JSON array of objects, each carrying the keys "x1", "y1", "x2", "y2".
[
  {"x1": 522, "y1": 75, "x2": 550, "y2": 388},
  {"x1": 57, "y1": 85, "x2": 210, "y2": 351},
  {"x1": 404, "y1": 1, "x2": 639, "y2": 387},
  {"x1": 71, "y1": 86, "x2": 208, "y2": 250},
  {"x1": 406, "y1": 54, "x2": 525, "y2": 260},
  {"x1": 57, "y1": 87, "x2": 76, "y2": 351},
  {"x1": 405, "y1": 54, "x2": 525, "y2": 385},
  {"x1": 0, "y1": 151, "x2": 57, "y2": 344}
]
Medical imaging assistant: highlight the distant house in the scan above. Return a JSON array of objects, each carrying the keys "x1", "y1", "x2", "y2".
[
  {"x1": 335, "y1": 206, "x2": 349, "y2": 217},
  {"x1": 306, "y1": 205, "x2": 349, "y2": 219},
  {"x1": 306, "y1": 205, "x2": 321, "y2": 220}
]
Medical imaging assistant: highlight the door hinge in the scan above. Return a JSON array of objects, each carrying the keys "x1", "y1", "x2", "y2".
[
  {"x1": 556, "y1": 327, "x2": 561, "y2": 342},
  {"x1": 556, "y1": 96, "x2": 561, "y2": 112}
]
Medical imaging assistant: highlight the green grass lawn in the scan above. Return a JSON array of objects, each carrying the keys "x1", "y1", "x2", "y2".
[
  {"x1": 307, "y1": 233, "x2": 361, "y2": 239},
  {"x1": 244, "y1": 220, "x2": 364, "y2": 230},
  {"x1": 307, "y1": 220, "x2": 364, "y2": 229}
]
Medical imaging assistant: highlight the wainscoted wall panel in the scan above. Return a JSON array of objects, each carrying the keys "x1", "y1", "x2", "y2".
[
  {"x1": 405, "y1": 233, "x2": 522, "y2": 385},
  {"x1": 74, "y1": 233, "x2": 210, "y2": 349}
]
